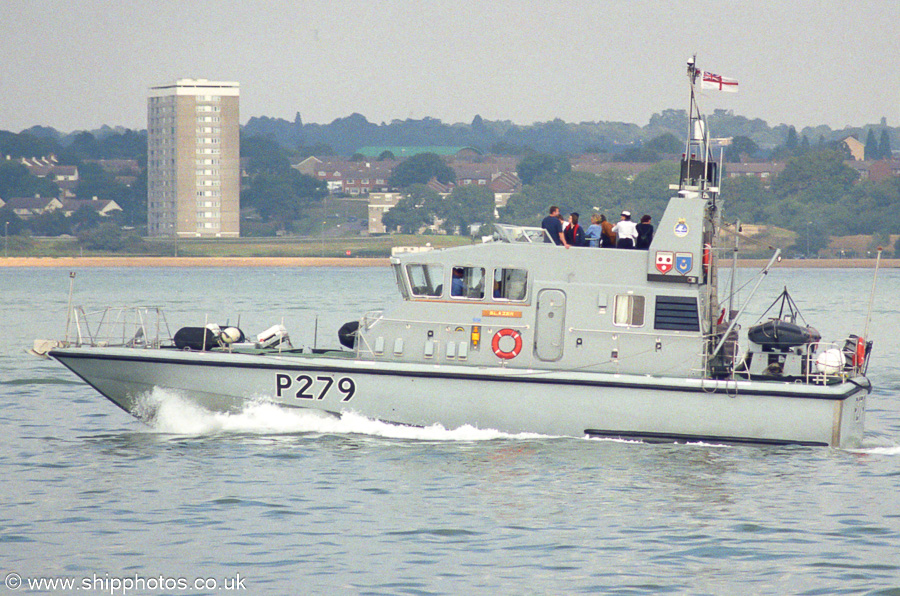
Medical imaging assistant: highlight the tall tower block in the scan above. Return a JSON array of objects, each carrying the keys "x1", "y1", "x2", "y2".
[{"x1": 147, "y1": 79, "x2": 240, "y2": 237}]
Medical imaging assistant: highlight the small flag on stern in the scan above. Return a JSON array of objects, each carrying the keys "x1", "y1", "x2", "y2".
[{"x1": 701, "y1": 71, "x2": 739, "y2": 93}]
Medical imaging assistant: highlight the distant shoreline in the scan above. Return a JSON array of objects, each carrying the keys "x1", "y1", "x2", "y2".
[
  {"x1": 734, "y1": 258, "x2": 897, "y2": 269},
  {"x1": 0, "y1": 257, "x2": 390, "y2": 268},
  {"x1": 1, "y1": 257, "x2": 896, "y2": 268}
]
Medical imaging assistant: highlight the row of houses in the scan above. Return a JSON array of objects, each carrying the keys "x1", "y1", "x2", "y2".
[
  {"x1": 294, "y1": 149, "x2": 523, "y2": 197},
  {"x1": 365, "y1": 171, "x2": 523, "y2": 234},
  {"x1": 294, "y1": 149, "x2": 525, "y2": 234},
  {"x1": 7, "y1": 155, "x2": 142, "y2": 190},
  {"x1": 298, "y1": 140, "x2": 900, "y2": 201},
  {"x1": 17, "y1": 156, "x2": 79, "y2": 182},
  {"x1": 0, "y1": 196, "x2": 122, "y2": 219},
  {"x1": 2, "y1": 155, "x2": 133, "y2": 220},
  {"x1": 351, "y1": 143, "x2": 900, "y2": 234},
  {"x1": 720, "y1": 158, "x2": 900, "y2": 185},
  {"x1": 7, "y1": 140, "x2": 899, "y2": 233},
  {"x1": 11, "y1": 155, "x2": 80, "y2": 197}
]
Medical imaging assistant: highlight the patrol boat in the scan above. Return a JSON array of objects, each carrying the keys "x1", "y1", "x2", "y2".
[{"x1": 45, "y1": 61, "x2": 874, "y2": 447}]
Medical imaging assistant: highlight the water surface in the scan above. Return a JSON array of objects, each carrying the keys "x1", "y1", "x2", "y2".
[{"x1": 1, "y1": 266, "x2": 898, "y2": 594}]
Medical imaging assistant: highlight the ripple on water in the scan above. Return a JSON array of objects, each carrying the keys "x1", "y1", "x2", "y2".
[{"x1": 3, "y1": 267, "x2": 900, "y2": 595}]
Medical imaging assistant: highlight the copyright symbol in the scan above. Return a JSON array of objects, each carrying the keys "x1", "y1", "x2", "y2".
[{"x1": 5, "y1": 572, "x2": 22, "y2": 590}]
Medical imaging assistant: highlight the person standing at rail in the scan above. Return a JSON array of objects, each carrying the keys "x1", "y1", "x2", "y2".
[
  {"x1": 541, "y1": 205, "x2": 570, "y2": 248},
  {"x1": 586, "y1": 213, "x2": 604, "y2": 247},
  {"x1": 612, "y1": 211, "x2": 638, "y2": 248},
  {"x1": 564, "y1": 212, "x2": 586, "y2": 247},
  {"x1": 635, "y1": 214, "x2": 654, "y2": 249}
]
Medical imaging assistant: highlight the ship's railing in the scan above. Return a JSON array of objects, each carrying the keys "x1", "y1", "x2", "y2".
[
  {"x1": 67, "y1": 306, "x2": 174, "y2": 349},
  {"x1": 356, "y1": 310, "x2": 386, "y2": 356},
  {"x1": 804, "y1": 337, "x2": 871, "y2": 383},
  {"x1": 359, "y1": 310, "x2": 384, "y2": 331},
  {"x1": 727, "y1": 335, "x2": 871, "y2": 385}
]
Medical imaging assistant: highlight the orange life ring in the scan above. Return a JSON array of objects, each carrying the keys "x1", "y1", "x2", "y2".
[
  {"x1": 492, "y1": 328, "x2": 522, "y2": 360},
  {"x1": 854, "y1": 337, "x2": 866, "y2": 367},
  {"x1": 703, "y1": 243, "x2": 711, "y2": 270}
]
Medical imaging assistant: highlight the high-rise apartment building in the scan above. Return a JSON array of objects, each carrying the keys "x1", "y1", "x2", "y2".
[{"x1": 147, "y1": 79, "x2": 240, "y2": 237}]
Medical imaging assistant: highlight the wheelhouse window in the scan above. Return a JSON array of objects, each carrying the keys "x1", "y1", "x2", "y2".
[
  {"x1": 493, "y1": 268, "x2": 527, "y2": 301},
  {"x1": 613, "y1": 294, "x2": 645, "y2": 327},
  {"x1": 406, "y1": 264, "x2": 443, "y2": 298},
  {"x1": 450, "y1": 266, "x2": 485, "y2": 300}
]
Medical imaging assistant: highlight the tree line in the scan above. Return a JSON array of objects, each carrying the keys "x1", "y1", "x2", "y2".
[
  {"x1": 244, "y1": 110, "x2": 897, "y2": 158},
  {"x1": 496, "y1": 145, "x2": 900, "y2": 257},
  {"x1": 238, "y1": 135, "x2": 328, "y2": 236},
  {"x1": 2, "y1": 109, "x2": 899, "y2": 253}
]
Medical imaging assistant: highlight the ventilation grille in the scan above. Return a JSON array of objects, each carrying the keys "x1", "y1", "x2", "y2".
[{"x1": 655, "y1": 296, "x2": 700, "y2": 331}]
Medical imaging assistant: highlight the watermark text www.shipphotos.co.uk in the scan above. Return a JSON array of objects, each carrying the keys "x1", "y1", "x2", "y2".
[{"x1": 4, "y1": 571, "x2": 247, "y2": 594}]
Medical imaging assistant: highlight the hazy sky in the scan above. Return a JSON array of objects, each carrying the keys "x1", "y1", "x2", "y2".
[{"x1": 2, "y1": 0, "x2": 898, "y2": 133}]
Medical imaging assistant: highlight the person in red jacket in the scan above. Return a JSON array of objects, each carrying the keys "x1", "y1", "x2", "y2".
[{"x1": 564, "y1": 212, "x2": 586, "y2": 247}]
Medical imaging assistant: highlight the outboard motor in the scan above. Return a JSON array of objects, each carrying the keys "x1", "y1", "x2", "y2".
[{"x1": 256, "y1": 324, "x2": 291, "y2": 349}]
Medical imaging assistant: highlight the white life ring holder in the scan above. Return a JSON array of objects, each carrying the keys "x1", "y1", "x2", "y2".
[{"x1": 492, "y1": 328, "x2": 522, "y2": 360}]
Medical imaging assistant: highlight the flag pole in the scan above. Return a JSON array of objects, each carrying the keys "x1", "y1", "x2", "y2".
[
  {"x1": 685, "y1": 56, "x2": 698, "y2": 159},
  {"x1": 862, "y1": 248, "x2": 882, "y2": 346}
]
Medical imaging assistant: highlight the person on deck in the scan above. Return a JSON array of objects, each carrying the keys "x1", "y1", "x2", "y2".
[
  {"x1": 599, "y1": 213, "x2": 616, "y2": 247},
  {"x1": 564, "y1": 212, "x2": 586, "y2": 247},
  {"x1": 635, "y1": 214, "x2": 654, "y2": 250},
  {"x1": 612, "y1": 211, "x2": 638, "y2": 249},
  {"x1": 586, "y1": 213, "x2": 604, "y2": 248},
  {"x1": 541, "y1": 205, "x2": 570, "y2": 248}
]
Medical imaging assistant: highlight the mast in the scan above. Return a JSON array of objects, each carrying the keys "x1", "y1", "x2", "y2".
[
  {"x1": 680, "y1": 56, "x2": 717, "y2": 197},
  {"x1": 682, "y1": 56, "x2": 722, "y2": 373}
]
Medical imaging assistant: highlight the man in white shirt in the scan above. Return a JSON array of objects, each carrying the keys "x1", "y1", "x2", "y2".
[{"x1": 611, "y1": 211, "x2": 638, "y2": 248}]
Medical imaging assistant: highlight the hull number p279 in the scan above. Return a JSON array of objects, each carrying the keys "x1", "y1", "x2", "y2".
[{"x1": 275, "y1": 373, "x2": 356, "y2": 401}]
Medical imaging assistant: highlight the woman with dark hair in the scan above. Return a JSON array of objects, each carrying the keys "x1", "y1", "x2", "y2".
[
  {"x1": 564, "y1": 212, "x2": 586, "y2": 247},
  {"x1": 635, "y1": 214, "x2": 654, "y2": 249}
]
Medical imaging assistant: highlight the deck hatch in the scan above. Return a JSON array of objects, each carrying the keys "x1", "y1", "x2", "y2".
[{"x1": 654, "y1": 296, "x2": 700, "y2": 331}]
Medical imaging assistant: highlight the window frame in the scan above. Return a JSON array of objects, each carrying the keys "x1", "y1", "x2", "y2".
[
  {"x1": 492, "y1": 268, "x2": 528, "y2": 302},
  {"x1": 392, "y1": 263, "x2": 410, "y2": 299},
  {"x1": 405, "y1": 263, "x2": 444, "y2": 299},
  {"x1": 449, "y1": 266, "x2": 486, "y2": 300},
  {"x1": 613, "y1": 294, "x2": 645, "y2": 327}
]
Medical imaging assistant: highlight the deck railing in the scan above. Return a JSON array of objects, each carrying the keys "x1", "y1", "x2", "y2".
[{"x1": 67, "y1": 306, "x2": 174, "y2": 349}]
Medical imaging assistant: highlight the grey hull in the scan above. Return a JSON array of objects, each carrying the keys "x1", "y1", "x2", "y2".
[{"x1": 50, "y1": 346, "x2": 868, "y2": 448}]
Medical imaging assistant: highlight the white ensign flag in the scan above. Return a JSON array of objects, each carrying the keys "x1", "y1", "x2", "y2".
[{"x1": 701, "y1": 71, "x2": 739, "y2": 93}]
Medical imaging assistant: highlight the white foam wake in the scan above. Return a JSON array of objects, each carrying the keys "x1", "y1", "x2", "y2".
[
  {"x1": 849, "y1": 445, "x2": 900, "y2": 456},
  {"x1": 138, "y1": 388, "x2": 551, "y2": 441}
]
